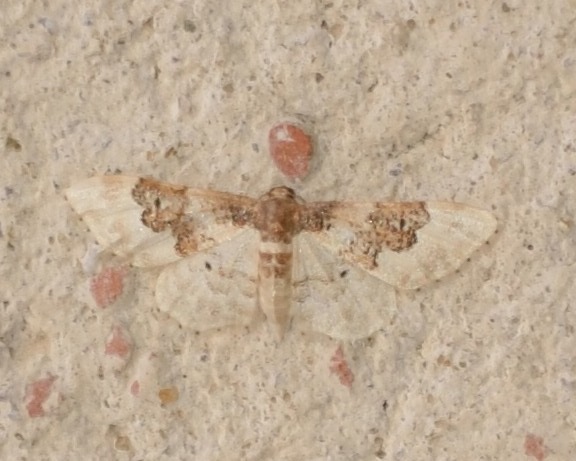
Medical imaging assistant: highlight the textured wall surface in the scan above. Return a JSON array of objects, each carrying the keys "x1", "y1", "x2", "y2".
[{"x1": 1, "y1": 1, "x2": 575, "y2": 460}]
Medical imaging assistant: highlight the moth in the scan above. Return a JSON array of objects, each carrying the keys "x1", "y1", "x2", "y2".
[{"x1": 65, "y1": 176, "x2": 497, "y2": 340}]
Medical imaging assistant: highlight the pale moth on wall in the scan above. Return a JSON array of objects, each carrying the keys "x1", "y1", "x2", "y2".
[{"x1": 65, "y1": 176, "x2": 497, "y2": 340}]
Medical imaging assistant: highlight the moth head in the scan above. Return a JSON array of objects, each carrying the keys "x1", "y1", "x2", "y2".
[{"x1": 264, "y1": 186, "x2": 296, "y2": 200}]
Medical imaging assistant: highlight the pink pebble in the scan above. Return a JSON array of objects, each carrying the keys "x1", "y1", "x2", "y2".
[
  {"x1": 105, "y1": 325, "x2": 132, "y2": 359},
  {"x1": 329, "y1": 346, "x2": 354, "y2": 388},
  {"x1": 25, "y1": 374, "x2": 57, "y2": 417},
  {"x1": 268, "y1": 123, "x2": 313, "y2": 180},
  {"x1": 90, "y1": 266, "x2": 127, "y2": 308}
]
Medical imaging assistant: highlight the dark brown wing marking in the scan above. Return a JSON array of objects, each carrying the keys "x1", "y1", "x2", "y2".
[
  {"x1": 300, "y1": 202, "x2": 337, "y2": 233},
  {"x1": 302, "y1": 201, "x2": 430, "y2": 270},
  {"x1": 132, "y1": 178, "x2": 189, "y2": 232},
  {"x1": 132, "y1": 178, "x2": 256, "y2": 257},
  {"x1": 365, "y1": 202, "x2": 430, "y2": 253}
]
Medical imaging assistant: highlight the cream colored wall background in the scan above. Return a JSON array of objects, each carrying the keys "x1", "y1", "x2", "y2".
[{"x1": 1, "y1": 1, "x2": 575, "y2": 460}]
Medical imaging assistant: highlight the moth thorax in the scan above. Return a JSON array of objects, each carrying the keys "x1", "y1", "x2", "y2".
[{"x1": 256, "y1": 190, "x2": 301, "y2": 243}]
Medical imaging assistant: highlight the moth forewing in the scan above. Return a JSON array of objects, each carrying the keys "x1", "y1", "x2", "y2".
[
  {"x1": 65, "y1": 176, "x2": 256, "y2": 268},
  {"x1": 304, "y1": 200, "x2": 497, "y2": 290}
]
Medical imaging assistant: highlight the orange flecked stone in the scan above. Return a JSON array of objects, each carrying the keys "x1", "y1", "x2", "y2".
[
  {"x1": 268, "y1": 123, "x2": 313, "y2": 179},
  {"x1": 158, "y1": 387, "x2": 179, "y2": 406}
]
